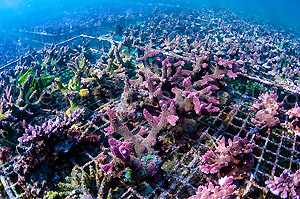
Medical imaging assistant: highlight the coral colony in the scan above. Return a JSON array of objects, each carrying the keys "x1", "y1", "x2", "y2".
[{"x1": 1, "y1": 4, "x2": 300, "y2": 199}]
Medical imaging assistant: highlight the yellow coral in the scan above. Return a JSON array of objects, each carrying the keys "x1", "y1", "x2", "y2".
[{"x1": 79, "y1": 89, "x2": 89, "y2": 97}]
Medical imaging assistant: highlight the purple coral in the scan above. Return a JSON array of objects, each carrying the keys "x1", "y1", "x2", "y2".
[
  {"x1": 106, "y1": 101, "x2": 179, "y2": 157},
  {"x1": 283, "y1": 103, "x2": 300, "y2": 136},
  {"x1": 108, "y1": 139, "x2": 133, "y2": 162},
  {"x1": 100, "y1": 163, "x2": 114, "y2": 175},
  {"x1": 0, "y1": 146, "x2": 12, "y2": 162},
  {"x1": 188, "y1": 176, "x2": 236, "y2": 199},
  {"x1": 287, "y1": 102, "x2": 300, "y2": 119},
  {"x1": 142, "y1": 102, "x2": 178, "y2": 149},
  {"x1": 172, "y1": 79, "x2": 220, "y2": 115},
  {"x1": 18, "y1": 108, "x2": 84, "y2": 143},
  {"x1": 251, "y1": 91, "x2": 283, "y2": 127},
  {"x1": 265, "y1": 169, "x2": 300, "y2": 199},
  {"x1": 200, "y1": 136, "x2": 255, "y2": 179}
]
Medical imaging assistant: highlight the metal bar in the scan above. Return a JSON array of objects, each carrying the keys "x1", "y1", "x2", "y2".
[{"x1": 0, "y1": 176, "x2": 16, "y2": 199}]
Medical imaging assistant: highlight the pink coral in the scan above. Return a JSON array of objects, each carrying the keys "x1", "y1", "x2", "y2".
[
  {"x1": 172, "y1": 80, "x2": 220, "y2": 115},
  {"x1": 142, "y1": 102, "x2": 178, "y2": 149},
  {"x1": 226, "y1": 70, "x2": 237, "y2": 79},
  {"x1": 287, "y1": 102, "x2": 300, "y2": 119},
  {"x1": 104, "y1": 125, "x2": 114, "y2": 136},
  {"x1": 214, "y1": 55, "x2": 236, "y2": 68},
  {"x1": 251, "y1": 109, "x2": 280, "y2": 127},
  {"x1": 107, "y1": 102, "x2": 178, "y2": 156},
  {"x1": 282, "y1": 103, "x2": 300, "y2": 136},
  {"x1": 266, "y1": 169, "x2": 300, "y2": 199},
  {"x1": 200, "y1": 136, "x2": 255, "y2": 179},
  {"x1": 251, "y1": 91, "x2": 283, "y2": 127},
  {"x1": 188, "y1": 176, "x2": 236, "y2": 199},
  {"x1": 100, "y1": 163, "x2": 114, "y2": 175}
]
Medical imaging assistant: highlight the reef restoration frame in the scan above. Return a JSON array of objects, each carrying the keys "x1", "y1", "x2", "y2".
[{"x1": 1, "y1": 32, "x2": 300, "y2": 198}]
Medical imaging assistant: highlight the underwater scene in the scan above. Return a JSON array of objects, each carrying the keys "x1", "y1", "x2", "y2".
[{"x1": 1, "y1": 0, "x2": 300, "y2": 198}]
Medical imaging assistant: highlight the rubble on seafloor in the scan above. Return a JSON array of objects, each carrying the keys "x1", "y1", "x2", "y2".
[{"x1": 1, "y1": 5, "x2": 300, "y2": 199}]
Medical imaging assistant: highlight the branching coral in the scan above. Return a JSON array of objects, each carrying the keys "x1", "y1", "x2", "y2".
[
  {"x1": 0, "y1": 146, "x2": 12, "y2": 163},
  {"x1": 2, "y1": 5, "x2": 300, "y2": 199},
  {"x1": 106, "y1": 102, "x2": 178, "y2": 157},
  {"x1": 109, "y1": 138, "x2": 133, "y2": 163},
  {"x1": 200, "y1": 136, "x2": 255, "y2": 179},
  {"x1": 115, "y1": 76, "x2": 140, "y2": 121},
  {"x1": 251, "y1": 91, "x2": 283, "y2": 127},
  {"x1": 68, "y1": 54, "x2": 92, "y2": 78},
  {"x1": 172, "y1": 77, "x2": 220, "y2": 115},
  {"x1": 106, "y1": 107, "x2": 146, "y2": 157},
  {"x1": 282, "y1": 102, "x2": 300, "y2": 136},
  {"x1": 97, "y1": 43, "x2": 136, "y2": 78},
  {"x1": 142, "y1": 102, "x2": 178, "y2": 149},
  {"x1": 188, "y1": 176, "x2": 236, "y2": 199},
  {"x1": 17, "y1": 108, "x2": 100, "y2": 176},
  {"x1": 266, "y1": 169, "x2": 300, "y2": 199},
  {"x1": 54, "y1": 76, "x2": 89, "y2": 116},
  {"x1": 1, "y1": 77, "x2": 45, "y2": 119},
  {"x1": 35, "y1": 44, "x2": 74, "y2": 82},
  {"x1": 44, "y1": 165, "x2": 97, "y2": 199},
  {"x1": 0, "y1": 74, "x2": 48, "y2": 148},
  {"x1": 46, "y1": 150, "x2": 162, "y2": 198}
]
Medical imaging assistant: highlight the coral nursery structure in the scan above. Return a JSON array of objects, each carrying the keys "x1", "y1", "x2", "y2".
[{"x1": 1, "y1": 4, "x2": 300, "y2": 199}]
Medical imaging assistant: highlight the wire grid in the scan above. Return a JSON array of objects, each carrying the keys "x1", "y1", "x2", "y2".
[
  {"x1": 0, "y1": 35, "x2": 300, "y2": 198},
  {"x1": 0, "y1": 158, "x2": 21, "y2": 199},
  {"x1": 195, "y1": 89, "x2": 300, "y2": 194},
  {"x1": 16, "y1": 10, "x2": 152, "y2": 46},
  {"x1": 2, "y1": 92, "x2": 294, "y2": 198}
]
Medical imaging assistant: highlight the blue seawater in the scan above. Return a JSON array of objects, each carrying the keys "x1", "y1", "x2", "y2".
[
  {"x1": 1, "y1": 0, "x2": 300, "y2": 31},
  {"x1": 0, "y1": 0, "x2": 299, "y2": 66}
]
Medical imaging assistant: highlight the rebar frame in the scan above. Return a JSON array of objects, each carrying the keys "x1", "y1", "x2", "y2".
[{"x1": 0, "y1": 33, "x2": 300, "y2": 198}]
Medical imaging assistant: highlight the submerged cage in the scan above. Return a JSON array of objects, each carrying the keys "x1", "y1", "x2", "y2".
[{"x1": 0, "y1": 6, "x2": 300, "y2": 199}]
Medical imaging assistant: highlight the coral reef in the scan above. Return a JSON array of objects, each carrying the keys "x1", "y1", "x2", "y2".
[
  {"x1": 282, "y1": 102, "x2": 300, "y2": 136},
  {"x1": 251, "y1": 91, "x2": 284, "y2": 127},
  {"x1": 1, "y1": 4, "x2": 300, "y2": 199},
  {"x1": 200, "y1": 136, "x2": 255, "y2": 179},
  {"x1": 266, "y1": 169, "x2": 300, "y2": 198},
  {"x1": 188, "y1": 176, "x2": 236, "y2": 199}
]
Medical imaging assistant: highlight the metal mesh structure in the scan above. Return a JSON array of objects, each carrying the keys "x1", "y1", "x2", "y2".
[{"x1": 1, "y1": 28, "x2": 300, "y2": 198}]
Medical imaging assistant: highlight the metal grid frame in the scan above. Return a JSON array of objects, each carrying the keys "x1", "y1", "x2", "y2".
[{"x1": 1, "y1": 34, "x2": 300, "y2": 198}]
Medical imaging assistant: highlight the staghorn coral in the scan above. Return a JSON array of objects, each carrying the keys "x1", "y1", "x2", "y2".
[
  {"x1": 11, "y1": 108, "x2": 101, "y2": 198},
  {"x1": 172, "y1": 77, "x2": 220, "y2": 115},
  {"x1": 0, "y1": 146, "x2": 12, "y2": 163},
  {"x1": 97, "y1": 43, "x2": 136, "y2": 78},
  {"x1": 108, "y1": 138, "x2": 133, "y2": 163},
  {"x1": 106, "y1": 102, "x2": 177, "y2": 157},
  {"x1": 287, "y1": 102, "x2": 300, "y2": 119},
  {"x1": 142, "y1": 102, "x2": 179, "y2": 149},
  {"x1": 54, "y1": 76, "x2": 87, "y2": 115},
  {"x1": 17, "y1": 108, "x2": 100, "y2": 174},
  {"x1": 0, "y1": 74, "x2": 49, "y2": 149},
  {"x1": 106, "y1": 107, "x2": 147, "y2": 157},
  {"x1": 200, "y1": 136, "x2": 255, "y2": 179},
  {"x1": 1, "y1": 76, "x2": 45, "y2": 119},
  {"x1": 266, "y1": 169, "x2": 300, "y2": 199},
  {"x1": 35, "y1": 44, "x2": 74, "y2": 82},
  {"x1": 251, "y1": 91, "x2": 283, "y2": 127},
  {"x1": 114, "y1": 76, "x2": 140, "y2": 121},
  {"x1": 188, "y1": 176, "x2": 236, "y2": 199},
  {"x1": 46, "y1": 150, "x2": 162, "y2": 199},
  {"x1": 2, "y1": 5, "x2": 300, "y2": 199},
  {"x1": 44, "y1": 165, "x2": 97, "y2": 199},
  {"x1": 67, "y1": 54, "x2": 92, "y2": 78},
  {"x1": 282, "y1": 102, "x2": 300, "y2": 136}
]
